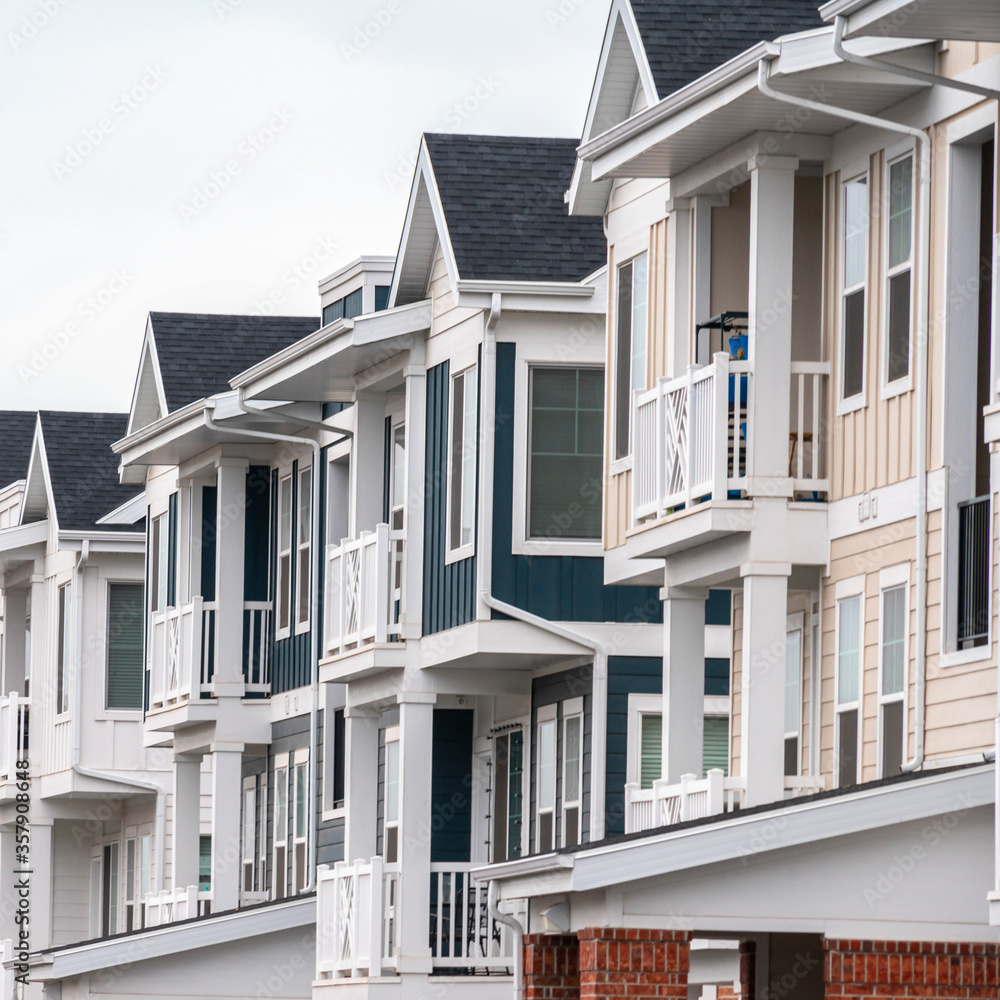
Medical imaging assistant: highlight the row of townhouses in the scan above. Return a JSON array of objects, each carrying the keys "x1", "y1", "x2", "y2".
[{"x1": 1, "y1": 1, "x2": 999, "y2": 998}]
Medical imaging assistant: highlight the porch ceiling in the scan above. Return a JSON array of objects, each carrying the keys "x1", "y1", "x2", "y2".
[{"x1": 823, "y1": 0, "x2": 1000, "y2": 43}]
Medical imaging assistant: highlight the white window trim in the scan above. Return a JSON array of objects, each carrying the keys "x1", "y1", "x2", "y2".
[
  {"x1": 560, "y1": 696, "x2": 584, "y2": 848},
  {"x1": 535, "y1": 704, "x2": 557, "y2": 853},
  {"x1": 294, "y1": 463, "x2": 312, "y2": 636},
  {"x1": 511, "y1": 359, "x2": 605, "y2": 557},
  {"x1": 625, "y1": 693, "x2": 662, "y2": 787},
  {"x1": 273, "y1": 753, "x2": 289, "y2": 900},
  {"x1": 785, "y1": 613, "x2": 805, "y2": 773},
  {"x1": 383, "y1": 725, "x2": 401, "y2": 861},
  {"x1": 321, "y1": 687, "x2": 346, "y2": 821},
  {"x1": 275, "y1": 472, "x2": 293, "y2": 640},
  {"x1": 445, "y1": 363, "x2": 477, "y2": 565},
  {"x1": 834, "y1": 575, "x2": 866, "y2": 786},
  {"x1": 837, "y1": 170, "x2": 870, "y2": 416},
  {"x1": 55, "y1": 578, "x2": 73, "y2": 720},
  {"x1": 242, "y1": 775, "x2": 258, "y2": 894},
  {"x1": 880, "y1": 144, "x2": 916, "y2": 399},
  {"x1": 98, "y1": 576, "x2": 146, "y2": 720},
  {"x1": 612, "y1": 247, "x2": 650, "y2": 462},
  {"x1": 291, "y1": 748, "x2": 309, "y2": 893},
  {"x1": 877, "y1": 562, "x2": 910, "y2": 778},
  {"x1": 491, "y1": 717, "x2": 529, "y2": 863}
]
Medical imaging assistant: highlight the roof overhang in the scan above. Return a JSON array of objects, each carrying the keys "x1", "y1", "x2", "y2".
[
  {"x1": 232, "y1": 299, "x2": 431, "y2": 403},
  {"x1": 0, "y1": 520, "x2": 47, "y2": 570},
  {"x1": 579, "y1": 29, "x2": 931, "y2": 186},
  {"x1": 96, "y1": 490, "x2": 147, "y2": 526},
  {"x1": 821, "y1": 0, "x2": 1000, "y2": 43},
  {"x1": 454, "y1": 273, "x2": 607, "y2": 314}
]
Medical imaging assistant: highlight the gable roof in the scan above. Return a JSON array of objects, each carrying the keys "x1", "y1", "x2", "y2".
[
  {"x1": 148, "y1": 312, "x2": 321, "y2": 414},
  {"x1": 36, "y1": 412, "x2": 143, "y2": 532},
  {"x1": 0, "y1": 411, "x2": 38, "y2": 490},
  {"x1": 421, "y1": 134, "x2": 608, "y2": 283},
  {"x1": 629, "y1": 0, "x2": 826, "y2": 100}
]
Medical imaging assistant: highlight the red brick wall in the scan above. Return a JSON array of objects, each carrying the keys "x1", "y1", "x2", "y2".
[
  {"x1": 524, "y1": 934, "x2": 580, "y2": 1000},
  {"x1": 578, "y1": 928, "x2": 691, "y2": 1000},
  {"x1": 823, "y1": 940, "x2": 999, "y2": 999}
]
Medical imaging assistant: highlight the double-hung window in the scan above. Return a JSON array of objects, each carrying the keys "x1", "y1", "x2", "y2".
[
  {"x1": 879, "y1": 570, "x2": 908, "y2": 777},
  {"x1": 885, "y1": 154, "x2": 914, "y2": 388},
  {"x1": 101, "y1": 842, "x2": 120, "y2": 936},
  {"x1": 242, "y1": 775, "x2": 259, "y2": 894},
  {"x1": 447, "y1": 365, "x2": 478, "y2": 559},
  {"x1": 383, "y1": 727, "x2": 400, "y2": 862},
  {"x1": 528, "y1": 367, "x2": 603, "y2": 541},
  {"x1": 296, "y1": 466, "x2": 312, "y2": 631},
  {"x1": 561, "y1": 699, "x2": 583, "y2": 848},
  {"x1": 273, "y1": 756, "x2": 288, "y2": 899},
  {"x1": 836, "y1": 585, "x2": 864, "y2": 787},
  {"x1": 106, "y1": 582, "x2": 144, "y2": 710},
  {"x1": 841, "y1": 176, "x2": 868, "y2": 407},
  {"x1": 784, "y1": 624, "x2": 803, "y2": 776},
  {"x1": 322, "y1": 705, "x2": 346, "y2": 815},
  {"x1": 614, "y1": 253, "x2": 648, "y2": 460},
  {"x1": 277, "y1": 475, "x2": 293, "y2": 633},
  {"x1": 292, "y1": 751, "x2": 308, "y2": 893},
  {"x1": 536, "y1": 707, "x2": 557, "y2": 853},
  {"x1": 57, "y1": 582, "x2": 71, "y2": 715},
  {"x1": 491, "y1": 728, "x2": 524, "y2": 862}
]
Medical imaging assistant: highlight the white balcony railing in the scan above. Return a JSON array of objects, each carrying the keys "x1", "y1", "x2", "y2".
[
  {"x1": 324, "y1": 524, "x2": 404, "y2": 657},
  {"x1": 633, "y1": 355, "x2": 829, "y2": 524},
  {"x1": 625, "y1": 770, "x2": 745, "y2": 834},
  {"x1": 0, "y1": 692, "x2": 29, "y2": 783},
  {"x1": 144, "y1": 885, "x2": 212, "y2": 926},
  {"x1": 243, "y1": 600, "x2": 272, "y2": 694},
  {"x1": 784, "y1": 774, "x2": 827, "y2": 797},
  {"x1": 317, "y1": 859, "x2": 523, "y2": 980}
]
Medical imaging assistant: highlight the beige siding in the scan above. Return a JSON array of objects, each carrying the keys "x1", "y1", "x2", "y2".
[
  {"x1": 710, "y1": 182, "x2": 750, "y2": 317},
  {"x1": 428, "y1": 242, "x2": 479, "y2": 337}
]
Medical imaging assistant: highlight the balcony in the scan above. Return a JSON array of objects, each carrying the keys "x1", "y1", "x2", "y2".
[
  {"x1": 624, "y1": 769, "x2": 827, "y2": 834},
  {"x1": 631, "y1": 355, "x2": 829, "y2": 551},
  {"x1": 0, "y1": 691, "x2": 29, "y2": 792},
  {"x1": 316, "y1": 858, "x2": 524, "y2": 979},
  {"x1": 148, "y1": 597, "x2": 272, "y2": 710},
  {"x1": 324, "y1": 524, "x2": 404, "y2": 661},
  {"x1": 144, "y1": 885, "x2": 212, "y2": 926}
]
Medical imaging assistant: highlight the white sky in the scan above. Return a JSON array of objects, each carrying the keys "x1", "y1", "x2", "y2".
[{"x1": 0, "y1": 0, "x2": 610, "y2": 412}]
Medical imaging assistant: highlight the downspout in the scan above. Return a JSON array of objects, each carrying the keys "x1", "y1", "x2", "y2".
[
  {"x1": 757, "y1": 54, "x2": 931, "y2": 772},
  {"x1": 475, "y1": 292, "x2": 611, "y2": 843},
  {"x1": 204, "y1": 404, "x2": 324, "y2": 893},
  {"x1": 71, "y1": 537, "x2": 168, "y2": 891},
  {"x1": 489, "y1": 879, "x2": 524, "y2": 1000}
]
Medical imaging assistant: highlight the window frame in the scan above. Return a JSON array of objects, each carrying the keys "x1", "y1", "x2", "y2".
[
  {"x1": 295, "y1": 464, "x2": 312, "y2": 635},
  {"x1": 291, "y1": 749, "x2": 309, "y2": 894},
  {"x1": 784, "y1": 614, "x2": 804, "y2": 778},
  {"x1": 490, "y1": 721, "x2": 527, "y2": 863},
  {"x1": 838, "y1": 170, "x2": 870, "y2": 415},
  {"x1": 104, "y1": 579, "x2": 145, "y2": 713},
  {"x1": 834, "y1": 576, "x2": 865, "y2": 788},
  {"x1": 56, "y1": 580, "x2": 72, "y2": 717},
  {"x1": 625, "y1": 693, "x2": 663, "y2": 788},
  {"x1": 276, "y1": 473, "x2": 293, "y2": 638},
  {"x1": 445, "y1": 363, "x2": 478, "y2": 564},
  {"x1": 322, "y1": 687, "x2": 347, "y2": 821},
  {"x1": 273, "y1": 754, "x2": 289, "y2": 900},
  {"x1": 383, "y1": 725, "x2": 400, "y2": 863},
  {"x1": 535, "y1": 704, "x2": 557, "y2": 854},
  {"x1": 611, "y1": 249, "x2": 649, "y2": 471},
  {"x1": 560, "y1": 697, "x2": 584, "y2": 849},
  {"x1": 881, "y1": 147, "x2": 915, "y2": 397},
  {"x1": 877, "y1": 563, "x2": 910, "y2": 778}
]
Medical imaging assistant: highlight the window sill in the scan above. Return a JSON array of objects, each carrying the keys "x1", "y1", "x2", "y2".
[
  {"x1": 610, "y1": 456, "x2": 633, "y2": 476},
  {"x1": 938, "y1": 644, "x2": 993, "y2": 668},
  {"x1": 444, "y1": 542, "x2": 475, "y2": 566},
  {"x1": 321, "y1": 807, "x2": 346, "y2": 823},
  {"x1": 513, "y1": 538, "x2": 604, "y2": 558},
  {"x1": 879, "y1": 377, "x2": 912, "y2": 401},
  {"x1": 836, "y1": 393, "x2": 866, "y2": 417}
]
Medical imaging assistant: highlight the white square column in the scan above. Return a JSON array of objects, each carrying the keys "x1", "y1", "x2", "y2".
[
  {"x1": 209, "y1": 744, "x2": 244, "y2": 912},
  {"x1": 661, "y1": 586, "x2": 707, "y2": 783},
  {"x1": 214, "y1": 457, "x2": 249, "y2": 695},
  {"x1": 172, "y1": 752, "x2": 202, "y2": 890},
  {"x1": 343, "y1": 706, "x2": 380, "y2": 862},
  {"x1": 739, "y1": 564, "x2": 791, "y2": 808},
  {"x1": 747, "y1": 155, "x2": 798, "y2": 488}
]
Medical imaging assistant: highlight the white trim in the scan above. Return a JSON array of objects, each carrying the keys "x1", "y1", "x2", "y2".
[
  {"x1": 535, "y1": 711, "x2": 558, "y2": 853},
  {"x1": 837, "y1": 168, "x2": 871, "y2": 416},
  {"x1": 876, "y1": 566, "x2": 910, "y2": 779},
  {"x1": 625, "y1": 693, "x2": 662, "y2": 787},
  {"x1": 275, "y1": 471, "x2": 293, "y2": 640},
  {"x1": 444, "y1": 363, "x2": 478, "y2": 565},
  {"x1": 561, "y1": 699, "x2": 585, "y2": 848},
  {"x1": 612, "y1": 250, "x2": 650, "y2": 463},
  {"x1": 96, "y1": 491, "x2": 147, "y2": 526},
  {"x1": 880, "y1": 145, "x2": 916, "y2": 399},
  {"x1": 536, "y1": 704, "x2": 557, "y2": 724},
  {"x1": 834, "y1": 580, "x2": 865, "y2": 788},
  {"x1": 294, "y1": 462, "x2": 313, "y2": 636}
]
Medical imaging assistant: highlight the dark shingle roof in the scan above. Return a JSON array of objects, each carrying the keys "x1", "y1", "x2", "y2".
[
  {"x1": 629, "y1": 0, "x2": 826, "y2": 98},
  {"x1": 0, "y1": 411, "x2": 38, "y2": 490},
  {"x1": 149, "y1": 313, "x2": 320, "y2": 412},
  {"x1": 38, "y1": 412, "x2": 143, "y2": 532},
  {"x1": 423, "y1": 134, "x2": 608, "y2": 283}
]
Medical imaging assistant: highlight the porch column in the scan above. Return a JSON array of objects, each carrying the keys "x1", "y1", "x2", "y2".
[
  {"x1": 666, "y1": 199, "x2": 692, "y2": 379},
  {"x1": 172, "y1": 752, "x2": 202, "y2": 890},
  {"x1": 30, "y1": 819, "x2": 53, "y2": 950},
  {"x1": 661, "y1": 586, "x2": 707, "y2": 783},
  {"x1": 343, "y1": 706, "x2": 379, "y2": 862},
  {"x1": 747, "y1": 154, "x2": 797, "y2": 489},
  {"x1": 691, "y1": 194, "x2": 713, "y2": 334},
  {"x1": 214, "y1": 457, "x2": 249, "y2": 694},
  {"x1": 739, "y1": 564, "x2": 790, "y2": 808},
  {"x1": 352, "y1": 392, "x2": 385, "y2": 536},
  {"x1": 396, "y1": 692, "x2": 435, "y2": 973},
  {"x1": 209, "y1": 744, "x2": 244, "y2": 912},
  {"x1": 400, "y1": 359, "x2": 426, "y2": 639}
]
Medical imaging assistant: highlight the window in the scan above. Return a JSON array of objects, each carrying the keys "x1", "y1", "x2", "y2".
[
  {"x1": 150, "y1": 513, "x2": 168, "y2": 613},
  {"x1": 277, "y1": 475, "x2": 292, "y2": 632},
  {"x1": 106, "y1": 583, "x2": 144, "y2": 710},
  {"x1": 702, "y1": 716, "x2": 729, "y2": 777},
  {"x1": 101, "y1": 842, "x2": 120, "y2": 936},
  {"x1": 199, "y1": 835, "x2": 212, "y2": 893},
  {"x1": 639, "y1": 713, "x2": 662, "y2": 789},
  {"x1": 124, "y1": 837, "x2": 137, "y2": 932},
  {"x1": 447, "y1": 366, "x2": 478, "y2": 557},
  {"x1": 57, "y1": 582, "x2": 71, "y2": 715},
  {"x1": 273, "y1": 757, "x2": 288, "y2": 899},
  {"x1": 296, "y1": 467, "x2": 312, "y2": 630},
  {"x1": 614, "y1": 252, "x2": 648, "y2": 460},
  {"x1": 841, "y1": 177, "x2": 868, "y2": 404},
  {"x1": 242, "y1": 776, "x2": 257, "y2": 893},
  {"x1": 383, "y1": 728, "x2": 400, "y2": 863},
  {"x1": 879, "y1": 579, "x2": 907, "y2": 777},
  {"x1": 139, "y1": 834, "x2": 151, "y2": 922},
  {"x1": 836, "y1": 591, "x2": 863, "y2": 787},
  {"x1": 292, "y1": 753, "x2": 308, "y2": 893},
  {"x1": 561, "y1": 701, "x2": 583, "y2": 848},
  {"x1": 323, "y1": 706, "x2": 346, "y2": 814},
  {"x1": 390, "y1": 423, "x2": 406, "y2": 531},
  {"x1": 784, "y1": 627, "x2": 802, "y2": 777},
  {"x1": 491, "y1": 728, "x2": 524, "y2": 862},
  {"x1": 885, "y1": 154, "x2": 913, "y2": 386},
  {"x1": 528, "y1": 368, "x2": 603, "y2": 541},
  {"x1": 536, "y1": 707, "x2": 556, "y2": 853}
]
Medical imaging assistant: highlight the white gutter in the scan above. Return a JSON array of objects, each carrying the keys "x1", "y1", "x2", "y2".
[
  {"x1": 71, "y1": 538, "x2": 167, "y2": 892},
  {"x1": 757, "y1": 51, "x2": 932, "y2": 772},
  {"x1": 489, "y1": 880, "x2": 524, "y2": 1000}
]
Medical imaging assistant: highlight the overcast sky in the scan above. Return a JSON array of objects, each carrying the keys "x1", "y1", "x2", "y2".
[{"x1": 0, "y1": 0, "x2": 610, "y2": 413}]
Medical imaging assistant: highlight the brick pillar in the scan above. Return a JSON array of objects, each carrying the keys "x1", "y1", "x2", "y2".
[
  {"x1": 524, "y1": 933, "x2": 580, "y2": 1000},
  {"x1": 718, "y1": 941, "x2": 756, "y2": 1000},
  {"x1": 579, "y1": 928, "x2": 690, "y2": 1000},
  {"x1": 823, "y1": 939, "x2": 999, "y2": 1000}
]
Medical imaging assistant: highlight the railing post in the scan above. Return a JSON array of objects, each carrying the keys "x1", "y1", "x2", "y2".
[
  {"x1": 679, "y1": 772, "x2": 696, "y2": 822},
  {"x1": 624, "y1": 782, "x2": 638, "y2": 834},
  {"x1": 368, "y1": 855, "x2": 384, "y2": 976},
  {"x1": 684, "y1": 365, "x2": 696, "y2": 508},
  {"x1": 712, "y1": 353, "x2": 729, "y2": 499},
  {"x1": 374, "y1": 525, "x2": 389, "y2": 645},
  {"x1": 706, "y1": 768, "x2": 724, "y2": 815},
  {"x1": 651, "y1": 777, "x2": 670, "y2": 827},
  {"x1": 191, "y1": 597, "x2": 204, "y2": 696}
]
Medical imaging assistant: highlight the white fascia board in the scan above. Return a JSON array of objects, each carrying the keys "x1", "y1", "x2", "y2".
[
  {"x1": 455, "y1": 280, "x2": 602, "y2": 315},
  {"x1": 126, "y1": 315, "x2": 168, "y2": 437},
  {"x1": 568, "y1": 766, "x2": 993, "y2": 893},
  {"x1": 95, "y1": 491, "x2": 147, "y2": 525},
  {"x1": 351, "y1": 299, "x2": 432, "y2": 345},
  {"x1": 229, "y1": 318, "x2": 352, "y2": 391},
  {"x1": 0, "y1": 520, "x2": 48, "y2": 554},
  {"x1": 58, "y1": 531, "x2": 145, "y2": 552},
  {"x1": 112, "y1": 399, "x2": 210, "y2": 468},
  {"x1": 21, "y1": 417, "x2": 57, "y2": 533},
  {"x1": 317, "y1": 254, "x2": 395, "y2": 295},
  {"x1": 43, "y1": 897, "x2": 316, "y2": 979}
]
